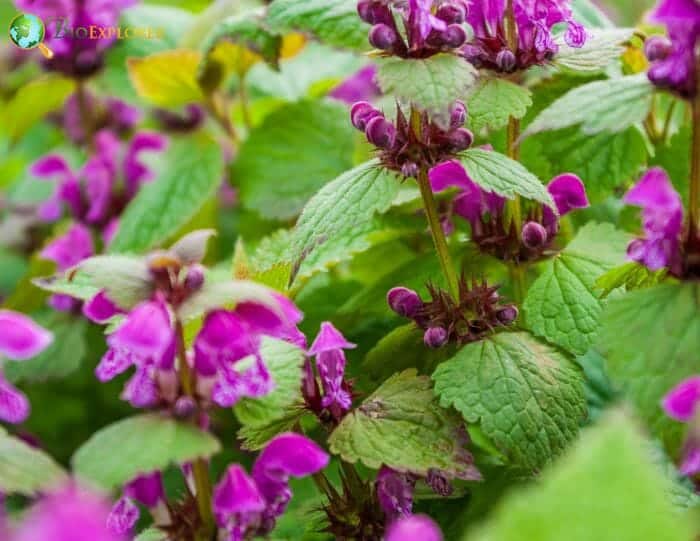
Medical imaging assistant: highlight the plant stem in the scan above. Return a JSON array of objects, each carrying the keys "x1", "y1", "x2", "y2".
[
  {"x1": 510, "y1": 263, "x2": 526, "y2": 304},
  {"x1": 417, "y1": 165, "x2": 460, "y2": 299},
  {"x1": 505, "y1": 0, "x2": 517, "y2": 53},
  {"x1": 205, "y1": 95, "x2": 239, "y2": 144},
  {"x1": 75, "y1": 81, "x2": 93, "y2": 147},
  {"x1": 239, "y1": 76, "x2": 252, "y2": 130},
  {"x1": 690, "y1": 97, "x2": 700, "y2": 239},
  {"x1": 660, "y1": 99, "x2": 678, "y2": 143},
  {"x1": 175, "y1": 321, "x2": 215, "y2": 540}
]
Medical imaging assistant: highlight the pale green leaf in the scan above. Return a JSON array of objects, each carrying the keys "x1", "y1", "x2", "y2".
[
  {"x1": 134, "y1": 528, "x2": 168, "y2": 541},
  {"x1": 329, "y1": 370, "x2": 480, "y2": 480},
  {"x1": 109, "y1": 135, "x2": 224, "y2": 253},
  {"x1": 0, "y1": 428, "x2": 67, "y2": 496},
  {"x1": 595, "y1": 261, "x2": 668, "y2": 298},
  {"x1": 235, "y1": 100, "x2": 355, "y2": 220},
  {"x1": 127, "y1": 50, "x2": 204, "y2": 107},
  {"x1": 466, "y1": 411, "x2": 695, "y2": 541},
  {"x1": 376, "y1": 54, "x2": 478, "y2": 114},
  {"x1": 73, "y1": 414, "x2": 221, "y2": 489},
  {"x1": 433, "y1": 332, "x2": 586, "y2": 470},
  {"x1": 554, "y1": 28, "x2": 634, "y2": 74},
  {"x1": 177, "y1": 280, "x2": 281, "y2": 321},
  {"x1": 570, "y1": 0, "x2": 615, "y2": 28},
  {"x1": 467, "y1": 78, "x2": 532, "y2": 134}
]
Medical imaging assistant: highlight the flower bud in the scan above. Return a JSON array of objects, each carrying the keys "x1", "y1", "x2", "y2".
[
  {"x1": 185, "y1": 264, "x2": 205, "y2": 291},
  {"x1": 450, "y1": 100, "x2": 467, "y2": 128},
  {"x1": 173, "y1": 396, "x2": 197, "y2": 418},
  {"x1": 442, "y1": 24, "x2": 467, "y2": 48},
  {"x1": 426, "y1": 469, "x2": 454, "y2": 497},
  {"x1": 644, "y1": 36, "x2": 672, "y2": 62},
  {"x1": 357, "y1": 0, "x2": 374, "y2": 23},
  {"x1": 436, "y1": 2, "x2": 467, "y2": 24},
  {"x1": 366, "y1": 116, "x2": 397, "y2": 149},
  {"x1": 448, "y1": 128, "x2": 474, "y2": 151},
  {"x1": 424, "y1": 327, "x2": 448, "y2": 349},
  {"x1": 369, "y1": 23, "x2": 400, "y2": 51},
  {"x1": 401, "y1": 161, "x2": 418, "y2": 178},
  {"x1": 387, "y1": 287, "x2": 423, "y2": 318},
  {"x1": 521, "y1": 221, "x2": 548, "y2": 249},
  {"x1": 496, "y1": 305, "x2": 519, "y2": 326},
  {"x1": 351, "y1": 101, "x2": 381, "y2": 131},
  {"x1": 496, "y1": 48, "x2": 517, "y2": 72}
]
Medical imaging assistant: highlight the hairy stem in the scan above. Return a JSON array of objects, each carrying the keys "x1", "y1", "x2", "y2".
[
  {"x1": 510, "y1": 263, "x2": 527, "y2": 304},
  {"x1": 75, "y1": 81, "x2": 93, "y2": 147},
  {"x1": 239, "y1": 76, "x2": 253, "y2": 130},
  {"x1": 505, "y1": 0, "x2": 518, "y2": 53},
  {"x1": 690, "y1": 98, "x2": 700, "y2": 238},
  {"x1": 175, "y1": 321, "x2": 215, "y2": 540},
  {"x1": 417, "y1": 166, "x2": 460, "y2": 299}
]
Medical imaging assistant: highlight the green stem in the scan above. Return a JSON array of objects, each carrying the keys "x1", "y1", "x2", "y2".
[
  {"x1": 689, "y1": 98, "x2": 700, "y2": 238},
  {"x1": 75, "y1": 81, "x2": 93, "y2": 147},
  {"x1": 205, "y1": 95, "x2": 238, "y2": 144},
  {"x1": 239, "y1": 76, "x2": 252, "y2": 130},
  {"x1": 417, "y1": 166, "x2": 460, "y2": 299},
  {"x1": 660, "y1": 99, "x2": 678, "y2": 143},
  {"x1": 175, "y1": 321, "x2": 215, "y2": 540},
  {"x1": 510, "y1": 264, "x2": 527, "y2": 304}
]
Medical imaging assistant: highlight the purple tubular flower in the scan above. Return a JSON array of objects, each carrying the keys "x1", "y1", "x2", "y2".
[
  {"x1": 108, "y1": 300, "x2": 173, "y2": 361},
  {"x1": 662, "y1": 376, "x2": 700, "y2": 476},
  {"x1": 0, "y1": 310, "x2": 53, "y2": 361},
  {"x1": 83, "y1": 291, "x2": 123, "y2": 324},
  {"x1": 386, "y1": 514, "x2": 443, "y2": 541},
  {"x1": 407, "y1": 0, "x2": 447, "y2": 51},
  {"x1": 351, "y1": 101, "x2": 382, "y2": 130},
  {"x1": 40, "y1": 223, "x2": 94, "y2": 272},
  {"x1": 623, "y1": 168, "x2": 683, "y2": 272},
  {"x1": 547, "y1": 174, "x2": 589, "y2": 216},
  {"x1": 214, "y1": 464, "x2": 266, "y2": 527},
  {"x1": 125, "y1": 471, "x2": 165, "y2": 508},
  {"x1": 123, "y1": 132, "x2": 168, "y2": 197},
  {"x1": 387, "y1": 287, "x2": 423, "y2": 318},
  {"x1": 31, "y1": 155, "x2": 82, "y2": 222},
  {"x1": 365, "y1": 116, "x2": 397, "y2": 149},
  {"x1": 522, "y1": 221, "x2": 548, "y2": 249},
  {"x1": 0, "y1": 374, "x2": 31, "y2": 424},
  {"x1": 308, "y1": 322, "x2": 356, "y2": 417},
  {"x1": 370, "y1": 23, "x2": 401, "y2": 51},
  {"x1": 106, "y1": 497, "x2": 139, "y2": 536},
  {"x1": 376, "y1": 466, "x2": 416, "y2": 521},
  {"x1": 329, "y1": 65, "x2": 381, "y2": 104},
  {"x1": 14, "y1": 485, "x2": 124, "y2": 541}
]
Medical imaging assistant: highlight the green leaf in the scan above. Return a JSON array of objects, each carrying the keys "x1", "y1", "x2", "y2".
[
  {"x1": 650, "y1": 124, "x2": 690, "y2": 199},
  {"x1": 73, "y1": 414, "x2": 221, "y2": 489},
  {"x1": 458, "y1": 149, "x2": 555, "y2": 208},
  {"x1": 520, "y1": 126, "x2": 648, "y2": 203},
  {"x1": 0, "y1": 75, "x2": 75, "y2": 142},
  {"x1": 289, "y1": 160, "x2": 400, "y2": 285},
  {"x1": 134, "y1": 529, "x2": 168, "y2": 541},
  {"x1": 234, "y1": 338, "x2": 306, "y2": 450},
  {"x1": 177, "y1": 280, "x2": 281, "y2": 321},
  {"x1": 4, "y1": 315, "x2": 87, "y2": 383},
  {"x1": 553, "y1": 28, "x2": 633, "y2": 74},
  {"x1": 595, "y1": 261, "x2": 668, "y2": 298},
  {"x1": 329, "y1": 370, "x2": 480, "y2": 480},
  {"x1": 127, "y1": 50, "x2": 205, "y2": 107},
  {"x1": 433, "y1": 332, "x2": 586, "y2": 470},
  {"x1": 524, "y1": 223, "x2": 630, "y2": 355},
  {"x1": 467, "y1": 79, "x2": 532, "y2": 134},
  {"x1": 266, "y1": 0, "x2": 369, "y2": 51},
  {"x1": 235, "y1": 100, "x2": 355, "y2": 220},
  {"x1": 522, "y1": 74, "x2": 654, "y2": 138},
  {"x1": 376, "y1": 54, "x2": 478, "y2": 114},
  {"x1": 465, "y1": 411, "x2": 695, "y2": 541},
  {"x1": 109, "y1": 135, "x2": 224, "y2": 253},
  {"x1": 570, "y1": 0, "x2": 615, "y2": 28},
  {"x1": 599, "y1": 283, "x2": 700, "y2": 449},
  {"x1": 0, "y1": 427, "x2": 68, "y2": 496}
]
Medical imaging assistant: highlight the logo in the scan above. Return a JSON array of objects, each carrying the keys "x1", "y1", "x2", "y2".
[{"x1": 8, "y1": 13, "x2": 54, "y2": 59}]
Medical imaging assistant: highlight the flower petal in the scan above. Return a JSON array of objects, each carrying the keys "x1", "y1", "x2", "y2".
[
  {"x1": 0, "y1": 310, "x2": 53, "y2": 360},
  {"x1": 662, "y1": 376, "x2": 700, "y2": 422}
]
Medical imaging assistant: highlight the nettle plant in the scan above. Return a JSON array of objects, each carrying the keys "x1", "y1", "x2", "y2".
[{"x1": 1, "y1": 0, "x2": 700, "y2": 539}]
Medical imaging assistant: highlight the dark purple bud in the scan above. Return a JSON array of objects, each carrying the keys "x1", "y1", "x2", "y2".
[
  {"x1": 358, "y1": 0, "x2": 391, "y2": 24},
  {"x1": 365, "y1": 116, "x2": 397, "y2": 149},
  {"x1": 351, "y1": 101, "x2": 381, "y2": 131},
  {"x1": 496, "y1": 48, "x2": 517, "y2": 72},
  {"x1": 173, "y1": 396, "x2": 197, "y2": 418},
  {"x1": 644, "y1": 36, "x2": 672, "y2": 62},
  {"x1": 448, "y1": 128, "x2": 474, "y2": 151},
  {"x1": 496, "y1": 305, "x2": 519, "y2": 326},
  {"x1": 521, "y1": 221, "x2": 548, "y2": 249},
  {"x1": 358, "y1": 0, "x2": 374, "y2": 22},
  {"x1": 436, "y1": 2, "x2": 467, "y2": 24},
  {"x1": 369, "y1": 23, "x2": 400, "y2": 51},
  {"x1": 424, "y1": 327, "x2": 448, "y2": 349},
  {"x1": 387, "y1": 287, "x2": 422, "y2": 318},
  {"x1": 426, "y1": 469, "x2": 454, "y2": 497},
  {"x1": 450, "y1": 100, "x2": 467, "y2": 128},
  {"x1": 401, "y1": 161, "x2": 418, "y2": 178},
  {"x1": 442, "y1": 24, "x2": 467, "y2": 48},
  {"x1": 185, "y1": 265, "x2": 205, "y2": 291}
]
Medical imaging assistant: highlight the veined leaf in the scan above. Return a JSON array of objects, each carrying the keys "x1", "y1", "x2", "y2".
[
  {"x1": 127, "y1": 50, "x2": 205, "y2": 107},
  {"x1": 468, "y1": 78, "x2": 532, "y2": 134},
  {"x1": 595, "y1": 262, "x2": 668, "y2": 298},
  {"x1": 554, "y1": 28, "x2": 634, "y2": 74}
]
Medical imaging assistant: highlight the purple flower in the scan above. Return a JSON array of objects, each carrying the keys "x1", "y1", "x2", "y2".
[
  {"x1": 32, "y1": 155, "x2": 83, "y2": 222},
  {"x1": 0, "y1": 311, "x2": 53, "y2": 424},
  {"x1": 329, "y1": 65, "x2": 381, "y2": 104},
  {"x1": 662, "y1": 377, "x2": 700, "y2": 476},
  {"x1": 83, "y1": 291, "x2": 123, "y2": 324},
  {"x1": 376, "y1": 466, "x2": 416, "y2": 522},
  {"x1": 213, "y1": 433, "x2": 329, "y2": 539},
  {"x1": 123, "y1": 132, "x2": 168, "y2": 197},
  {"x1": 108, "y1": 472, "x2": 167, "y2": 535},
  {"x1": 386, "y1": 514, "x2": 443, "y2": 541},
  {"x1": 464, "y1": 0, "x2": 586, "y2": 71},
  {"x1": 646, "y1": 0, "x2": 700, "y2": 98},
  {"x1": 62, "y1": 92, "x2": 141, "y2": 144},
  {"x1": 41, "y1": 223, "x2": 94, "y2": 272},
  {"x1": 14, "y1": 485, "x2": 124, "y2": 541},
  {"x1": 623, "y1": 168, "x2": 683, "y2": 273},
  {"x1": 308, "y1": 322, "x2": 356, "y2": 419}
]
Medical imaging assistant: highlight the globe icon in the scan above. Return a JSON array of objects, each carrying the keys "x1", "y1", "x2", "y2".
[{"x1": 9, "y1": 13, "x2": 45, "y2": 50}]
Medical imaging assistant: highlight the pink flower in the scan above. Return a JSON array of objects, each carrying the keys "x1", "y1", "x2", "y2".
[
  {"x1": 386, "y1": 514, "x2": 443, "y2": 541},
  {"x1": 662, "y1": 377, "x2": 700, "y2": 476}
]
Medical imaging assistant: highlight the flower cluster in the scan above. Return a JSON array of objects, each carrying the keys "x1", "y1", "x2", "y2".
[
  {"x1": 0, "y1": 311, "x2": 53, "y2": 424},
  {"x1": 388, "y1": 278, "x2": 519, "y2": 348},
  {"x1": 463, "y1": 0, "x2": 586, "y2": 72},
  {"x1": 14, "y1": 0, "x2": 137, "y2": 78},
  {"x1": 358, "y1": 0, "x2": 469, "y2": 58},
  {"x1": 351, "y1": 100, "x2": 473, "y2": 177},
  {"x1": 662, "y1": 376, "x2": 700, "y2": 476},
  {"x1": 212, "y1": 433, "x2": 328, "y2": 540},
  {"x1": 623, "y1": 168, "x2": 684, "y2": 275},
  {"x1": 59, "y1": 91, "x2": 142, "y2": 145},
  {"x1": 645, "y1": 0, "x2": 700, "y2": 99},
  {"x1": 430, "y1": 159, "x2": 589, "y2": 262}
]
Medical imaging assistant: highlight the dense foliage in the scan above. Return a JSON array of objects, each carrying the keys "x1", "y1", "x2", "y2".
[{"x1": 0, "y1": 0, "x2": 698, "y2": 539}]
